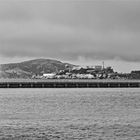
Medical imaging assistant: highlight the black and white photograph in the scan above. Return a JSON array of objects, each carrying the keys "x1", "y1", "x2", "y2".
[{"x1": 0, "y1": 0, "x2": 140, "y2": 139}]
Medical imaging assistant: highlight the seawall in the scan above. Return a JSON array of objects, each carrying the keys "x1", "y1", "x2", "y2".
[{"x1": 0, "y1": 79, "x2": 140, "y2": 88}]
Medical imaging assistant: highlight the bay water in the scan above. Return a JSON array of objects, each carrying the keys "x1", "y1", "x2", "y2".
[{"x1": 0, "y1": 88, "x2": 140, "y2": 140}]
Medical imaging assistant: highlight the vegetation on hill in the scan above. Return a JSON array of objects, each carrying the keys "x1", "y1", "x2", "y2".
[{"x1": 0, "y1": 59, "x2": 75, "y2": 78}]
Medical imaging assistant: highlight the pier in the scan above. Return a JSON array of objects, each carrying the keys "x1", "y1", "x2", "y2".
[{"x1": 0, "y1": 79, "x2": 140, "y2": 88}]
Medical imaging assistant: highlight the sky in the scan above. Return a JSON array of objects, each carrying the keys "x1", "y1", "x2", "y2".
[{"x1": 0, "y1": 0, "x2": 140, "y2": 72}]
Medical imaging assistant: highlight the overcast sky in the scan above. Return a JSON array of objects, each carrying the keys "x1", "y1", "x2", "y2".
[{"x1": 0, "y1": 0, "x2": 140, "y2": 72}]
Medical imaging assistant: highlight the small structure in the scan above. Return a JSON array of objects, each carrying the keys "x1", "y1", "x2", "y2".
[
  {"x1": 76, "y1": 74, "x2": 94, "y2": 79},
  {"x1": 43, "y1": 73, "x2": 56, "y2": 79},
  {"x1": 95, "y1": 65, "x2": 102, "y2": 71}
]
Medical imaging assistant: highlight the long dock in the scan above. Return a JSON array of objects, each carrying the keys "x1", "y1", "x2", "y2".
[{"x1": 0, "y1": 79, "x2": 140, "y2": 88}]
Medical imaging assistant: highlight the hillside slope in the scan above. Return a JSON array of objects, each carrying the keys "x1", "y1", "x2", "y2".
[{"x1": 0, "y1": 59, "x2": 75, "y2": 78}]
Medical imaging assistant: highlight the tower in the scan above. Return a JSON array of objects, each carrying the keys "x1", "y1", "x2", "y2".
[{"x1": 102, "y1": 61, "x2": 105, "y2": 70}]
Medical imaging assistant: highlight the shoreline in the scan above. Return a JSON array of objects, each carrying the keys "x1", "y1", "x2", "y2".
[{"x1": 0, "y1": 79, "x2": 140, "y2": 88}]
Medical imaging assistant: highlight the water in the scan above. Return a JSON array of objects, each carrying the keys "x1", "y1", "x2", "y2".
[{"x1": 0, "y1": 88, "x2": 140, "y2": 140}]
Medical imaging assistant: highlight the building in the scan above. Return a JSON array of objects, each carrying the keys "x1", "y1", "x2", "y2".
[
  {"x1": 95, "y1": 65, "x2": 102, "y2": 71},
  {"x1": 43, "y1": 73, "x2": 56, "y2": 79}
]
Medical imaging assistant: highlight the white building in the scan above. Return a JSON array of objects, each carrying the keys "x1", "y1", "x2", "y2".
[
  {"x1": 95, "y1": 65, "x2": 102, "y2": 71},
  {"x1": 76, "y1": 74, "x2": 94, "y2": 79},
  {"x1": 43, "y1": 73, "x2": 56, "y2": 79}
]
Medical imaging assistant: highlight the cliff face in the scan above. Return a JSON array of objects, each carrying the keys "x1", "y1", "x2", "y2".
[{"x1": 0, "y1": 59, "x2": 75, "y2": 78}]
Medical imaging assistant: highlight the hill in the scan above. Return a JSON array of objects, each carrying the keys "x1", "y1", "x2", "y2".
[{"x1": 0, "y1": 59, "x2": 75, "y2": 78}]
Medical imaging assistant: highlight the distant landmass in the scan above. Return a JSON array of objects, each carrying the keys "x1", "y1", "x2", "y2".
[{"x1": 0, "y1": 59, "x2": 75, "y2": 78}]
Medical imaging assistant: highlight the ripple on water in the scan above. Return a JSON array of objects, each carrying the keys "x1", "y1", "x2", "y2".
[{"x1": 0, "y1": 88, "x2": 140, "y2": 139}]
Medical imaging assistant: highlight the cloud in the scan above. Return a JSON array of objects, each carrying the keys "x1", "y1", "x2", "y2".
[{"x1": 0, "y1": 0, "x2": 140, "y2": 63}]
